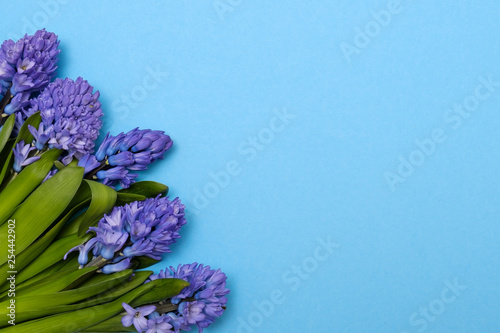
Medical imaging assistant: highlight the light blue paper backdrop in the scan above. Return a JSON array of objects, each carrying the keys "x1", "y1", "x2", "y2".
[{"x1": 2, "y1": 1, "x2": 500, "y2": 332}]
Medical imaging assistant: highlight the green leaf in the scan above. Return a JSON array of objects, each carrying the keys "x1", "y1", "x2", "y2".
[
  {"x1": 78, "y1": 180, "x2": 117, "y2": 237},
  {"x1": 0, "y1": 111, "x2": 42, "y2": 185},
  {"x1": 76, "y1": 270, "x2": 153, "y2": 306},
  {"x1": 4, "y1": 271, "x2": 152, "y2": 330},
  {"x1": 0, "y1": 114, "x2": 15, "y2": 154},
  {"x1": 2, "y1": 270, "x2": 133, "y2": 325},
  {"x1": 0, "y1": 166, "x2": 83, "y2": 265},
  {"x1": 15, "y1": 233, "x2": 92, "y2": 285},
  {"x1": 54, "y1": 160, "x2": 66, "y2": 170},
  {"x1": 131, "y1": 278, "x2": 190, "y2": 306},
  {"x1": 1, "y1": 277, "x2": 158, "y2": 333},
  {"x1": 0, "y1": 138, "x2": 14, "y2": 175},
  {"x1": 14, "y1": 266, "x2": 98, "y2": 298},
  {"x1": 0, "y1": 148, "x2": 61, "y2": 225},
  {"x1": 56, "y1": 183, "x2": 93, "y2": 239},
  {"x1": 2, "y1": 258, "x2": 68, "y2": 293},
  {"x1": 57, "y1": 179, "x2": 118, "y2": 239},
  {"x1": 133, "y1": 255, "x2": 161, "y2": 270},
  {"x1": 0, "y1": 191, "x2": 94, "y2": 283},
  {"x1": 81, "y1": 315, "x2": 137, "y2": 332},
  {"x1": 118, "y1": 181, "x2": 169, "y2": 198},
  {"x1": 115, "y1": 192, "x2": 146, "y2": 206}
]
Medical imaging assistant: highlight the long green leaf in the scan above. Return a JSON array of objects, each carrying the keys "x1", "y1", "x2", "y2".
[
  {"x1": 57, "y1": 179, "x2": 117, "y2": 239},
  {"x1": 131, "y1": 278, "x2": 190, "y2": 306},
  {"x1": 1, "y1": 278, "x2": 159, "y2": 333},
  {"x1": 81, "y1": 315, "x2": 137, "y2": 332},
  {"x1": 0, "y1": 114, "x2": 15, "y2": 154},
  {"x1": 0, "y1": 192, "x2": 93, "y2": 283},
  {"x1": 56, "y1": 206, "x2": 89, "y2": 240},
  {"x1": 15, "y1": 233, "x2": 92, "y2": 284},
  {"x1": 118, "y1": 181, "x2": 168, "y2": 198},
  {"x1": 13, "y1": 266, "x2": 98, "y2": 298},
  {"x1": 1, "y1": 270, "x2": 133, "y2": 325},
  {"x1": 0, "y1": 258, "x2": 68, "y2": 293},
  {"x1": 115, "y1": 192, "x2": 146, "y2": 206},
  {"x1": 0, "y1": 148, "x2": 61, "y2": 225},
  {"x1": 133, "y1": 255, "x2": 161, "y2": 270},
  {"x1": 0, "y1": 139, "x2": 14, "y2": 175},
  {"x1": 14, "y1": 270, "x2": 152, "y2": 321},
  {"x1": 78, "y1": 180, "x2": 117, "y2": 237},
  {"x1": 0, "y1": 166, "x2": 83, "y2": 265}
]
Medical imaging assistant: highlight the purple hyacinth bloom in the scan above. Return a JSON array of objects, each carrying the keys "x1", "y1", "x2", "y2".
[
  {"x1": 24, "y1": 77, "x2": 103, "y2": 164},
  {"x1": 77, "y1": 154, "x2": 101, "y2": 174},
  {"x1": 122, "y1": 196, "x2": 186, "y2": 260},
  {"x1": 101, "y1": 257, "x2": 132, "y2": 274},
  {"x1": 146, "y1": 315, "x2": 173, "y2": 333},
  {"x1": 4, "y1": 92, "x2": 30, "y2": 115},
  {"x1": 89, "y1": 226, "x2": 129, "y2": 260},
  {"x1": 28, "y1": 122, "x2": 51, "y2": 150},
  {"x1": 146, "y1": 263, "x2": 230, "y2": 332},
  {"x1": 65, "y1": 196, "x2": 186, "y2": 273},
  {"x1": 122, "y1": 303, "x2": 156, "y2": 333},
  {"x1": 87, "y1": 128, "x2": 172, "y2": 188},
  {"x1": 108, "y1": 151, "x2": 135, "y2": 166},
  {"x1": 1, "y1": 30, "x2": 60, "y2": 115},
  {"x1": 178, "y1": 301, "x2": 206, "y2": 328},
  {"x1": 96, "y1": 166, "x2": 128, "y2": 181},
  {"x1": 12, "y1": 140, "x2": 40, "y2": 173},
  {"x1": 64, "y1": 238, "x2": 99, "y2": 266},
  {"x1": 122, "y1": 238, "x2": 155, "y2": 258}
]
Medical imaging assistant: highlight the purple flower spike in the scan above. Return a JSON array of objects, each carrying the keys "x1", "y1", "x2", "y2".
[
  {"x1": 24, "y1": 77, "x2": 103, "y2": 162},
  {"x1": 68, "y1": 196, "x2": 187, "y2": 274},
  {"x1": 1, "y1": 29, "x2": 60, "y2": 115},
  {"x1": 85, "y1": 128, "x2": 172, "y2": 189},
  {"x1": 122, "y1": 303, "x2": 156, "y2": 333},
  {"x1": 12, "y1": 140, "x2": 40, "y2": 172},
  {"x1": 146, "y1": 315, "x2": 173, "y2": 333},
  {"x1": 146, "y1": 263, "x2": 230, "y2": 332}
]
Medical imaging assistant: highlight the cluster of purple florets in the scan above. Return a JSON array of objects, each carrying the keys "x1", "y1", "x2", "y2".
[
  {"x1": 11, "y1": 76, "x2": 104, "y2": 171},
  {"x1": 65, "y1": 196, "x2": 186, "y2": 274},
  {"x1": 26, "y1": 77, "x2": 103, "y2": 163},
  {"x1": 2, "y1": 31, "x2": 172, "y2": 186},
  {"x1": 78, "y1": 128, "x2": 172, "y2": 188},
  {"x1": 122, "y1": 263, "x2": 230, "y2": 333},
  {"x1": 0, "y1": 29, "x2": 59, "y2": 115}
]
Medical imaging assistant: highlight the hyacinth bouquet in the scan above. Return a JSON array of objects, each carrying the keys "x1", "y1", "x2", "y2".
[{"x1": 0, "y1": 30, "x2": 229, "y2": 332}]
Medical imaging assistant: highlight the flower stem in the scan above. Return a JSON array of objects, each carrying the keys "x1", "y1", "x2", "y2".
[
  {"x1": 85, "y1": 160, "x2": 110, "y2": 180},
  {"x1": 154, "y1": 297, "x2": 196, "y2": 314},
  {"x1": 84, "y1": 255, "x2": 108, "y2": 269}
]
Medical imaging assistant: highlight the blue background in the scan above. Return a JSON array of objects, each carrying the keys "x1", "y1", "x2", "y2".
[{"x1": 2, "y1": 1, "x2": 500, "y2": 332}]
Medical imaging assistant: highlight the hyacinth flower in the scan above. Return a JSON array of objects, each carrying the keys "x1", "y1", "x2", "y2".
[
  {"x1": 121, "y1": 263, "x2": 230, "y2": 333},
  {"x1": 12, "y1": 140, "x2": 40, "y2": 173},
  {"x1": 64, "y1": 196, "x2": 186, "y2": 274},
  {"x1": 10, "y1": 76, "x2": 103, "y2": 173},
  {"x1": 0, "y1": 29, "x2": 60, "y2": 125},
  {"x1": 78, "y1": 128, "x2": 173, "y2": 188},
  {"x1": 122, "y1": 304, "x2": 159, "y2": 332}
]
